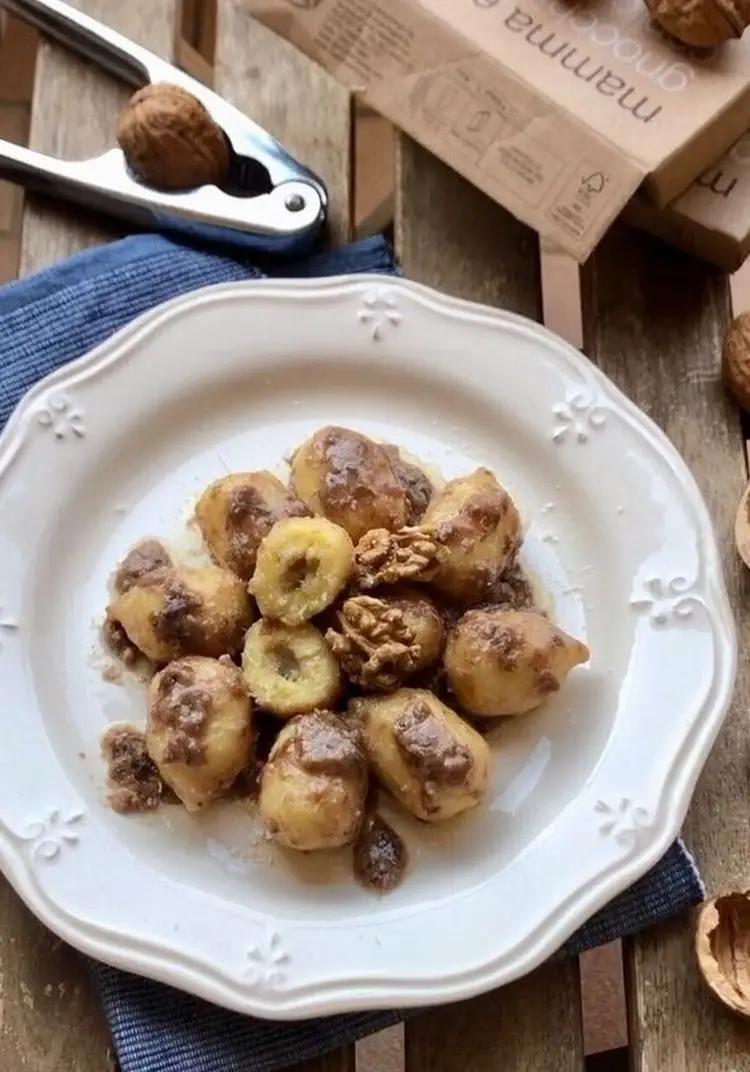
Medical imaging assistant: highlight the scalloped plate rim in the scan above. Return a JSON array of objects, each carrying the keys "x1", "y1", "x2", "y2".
[{"x1": 0, "y1": 273, "x2": 736, "y2": 1018}]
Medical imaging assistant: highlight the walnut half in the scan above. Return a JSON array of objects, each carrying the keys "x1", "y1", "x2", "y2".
[
  {"x1": 327, "y1": 596, "x2": 421, "y2": 691},
  {"x1": 354, "y1": 526, "x2": 447, "y2": 589}
]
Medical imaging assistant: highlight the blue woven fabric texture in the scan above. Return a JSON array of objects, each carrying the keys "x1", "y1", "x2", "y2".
[{"x1": 0, "y1": 232, "x2": 704, "y2": 1072}]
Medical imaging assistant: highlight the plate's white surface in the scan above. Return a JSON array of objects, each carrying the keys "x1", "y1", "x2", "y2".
[{"x1": 0, "y1": 275, "x2": 735, "y2": 1018}]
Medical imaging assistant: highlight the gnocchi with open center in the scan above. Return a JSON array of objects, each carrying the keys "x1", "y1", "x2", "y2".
[{"x1": 101, "y1": 426, "x2": 589, "y2": 893}]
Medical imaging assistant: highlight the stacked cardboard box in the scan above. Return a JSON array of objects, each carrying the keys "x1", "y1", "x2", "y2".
[{"x1": 245, "y1": 0, "x2": 750, "y2": 266}]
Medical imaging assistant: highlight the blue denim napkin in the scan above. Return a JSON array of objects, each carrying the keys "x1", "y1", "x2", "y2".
[{"x1": 0, "y1": 232, "x2": 704, "y2": 1072}]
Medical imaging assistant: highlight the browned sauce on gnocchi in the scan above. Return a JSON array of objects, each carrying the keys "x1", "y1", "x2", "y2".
[{"x1": 101, "y1": 425, "x2": 588, "y2": 890}]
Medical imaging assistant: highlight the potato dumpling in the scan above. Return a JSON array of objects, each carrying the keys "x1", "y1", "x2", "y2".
[
  {"x1": 422, "y1": 467, "x2": 521, "y2": 604},
  {"x1": 383, "y1": 445, "x2": 434, "y2": 525},
  {"x1": 242, "y1": 619, "x2": 341, "y2": 717},
  {"x1": 352, "y1": 688, "x2": 489, "y2": 822},
  {"x1": 249, "y1": 516, "x2": 353, "y2": 625},
  {"x1": 146, "y1": 656, "x2": 253, "y2": 811},
  {"x1": 389, "y1": 588, "x2": 445, "y2": 667},
  {"x1": 195, "y1": 471, "x2": 308, "y2": 581},
  {"x1": 445, "y1": 608, "x2": 589, "y2": 717},
  {"x1": 109, "y1": 563, "x2": 252, "y2": 663},
  {"x1": 260, "y1": 710, "x2": 368, "y2": 850},
  {"x1": 291, "y1": 426, "x2": 408, "y2": 542},
  {"x1": 327, "y1": 588, "x2": 445, "y2": 692}
]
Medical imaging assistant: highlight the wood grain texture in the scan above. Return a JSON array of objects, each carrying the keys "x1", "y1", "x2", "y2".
[
  {"x1": 395, "y1": 131, "x2": 585, "y2": 1072},
  {"x1": 214, "y1": 4, "x2": 355, "y2": 1070},
  {"x1": 214, "y1": 0, "x2": 352, "y2": 246},
  {"x1": 395, "y1": 137, "x2": 541, "y2": 317},
  {"x1": 581, "y1": 223, "x2": 750, "y2": 1071},
  {"x1": 9, "y1": 4, "x2": 177, "y2": 1069},
  {"x1": 20, "y1": 0, "x2": 176, "y2": 273},
  {"x1": 405, "y1": 968, "x2": 585, "y2": 1072},
  {"x1": 290, "y1": 1048, "x2": 356, "y2": 1072}
]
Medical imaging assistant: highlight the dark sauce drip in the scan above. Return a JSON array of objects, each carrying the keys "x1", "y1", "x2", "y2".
[{"x1": 353, "y1": 790, "x2": 408, "y2": 893}]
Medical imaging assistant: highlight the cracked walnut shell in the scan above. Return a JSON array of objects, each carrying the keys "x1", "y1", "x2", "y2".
[
  {"x1": 117, "y1": 83, "x2": 230, "y2": 190},
  {"x1": 646, "y1": 0, "x2": 750, "y2": 46},
  {"x1": 695, "y1": 891, "x2": 750, "y2": 1018},
  {"x1": 354, "y1": 527, "x2": 447, "y2": 589},
  {"x1": 723, "y1": 312, "x2": 750, "y2": 412},
  {"x1": 735, "y1": 481, "x2": 750, "y2": 569}
]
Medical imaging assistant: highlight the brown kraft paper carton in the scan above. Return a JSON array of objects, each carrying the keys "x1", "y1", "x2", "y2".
[
  {"x1": 628, "y1": 132, "x2": 750, "y2": 270},
  {"x1": 243, "y1": 0, "x2": 750, "y2": 262}
]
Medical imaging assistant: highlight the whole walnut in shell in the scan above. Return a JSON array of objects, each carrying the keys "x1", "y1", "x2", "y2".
[
  {"x1": 646, "y1": 0, "x2": 750, "y2": 46},
  {"x1": 723, "y1": 312, "x2": 750, "y2": 411},
  {"x1": 117, "y1": 83, "x2": 230, "y2": 190}
]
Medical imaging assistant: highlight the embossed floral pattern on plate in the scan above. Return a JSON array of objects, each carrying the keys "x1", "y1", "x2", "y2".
[
  {"x1": 358, "y1": 288, "x2": 401, "y2": 341},
  {"x1": 630, "y1": 576, "x2": 706, "y2": 626},
  {"x1": 552, "y1": 389, "x2": 607, "y2": 444},
  {"x1": 36, "y1": 394, "x2": 85, "y2": 439}
]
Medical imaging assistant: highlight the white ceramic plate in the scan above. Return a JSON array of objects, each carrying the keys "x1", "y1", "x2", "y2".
[{"x1": 0, "y1": 275, "x2": 735, "y2": 1018}]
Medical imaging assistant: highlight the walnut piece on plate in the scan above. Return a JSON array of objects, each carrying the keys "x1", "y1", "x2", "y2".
[
  {"x1": 354, "y1": 526, "x2": 446, "y2": 588},
  {"x1": 327, "y1": 595, "x2": 421, "y2": 691}
]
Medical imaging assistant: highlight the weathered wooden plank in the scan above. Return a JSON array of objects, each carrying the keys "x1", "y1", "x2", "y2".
[
  {"x1": 214, "y1": 3, "x2": 355, "y2": 1069},
  {"x1": 395, "y1": 138, "x2": 541, "y2": 316},
  {"x1": 581, "y1": 224, "x2": 750, "y2": 1071},
  {"x1": 214, "y1": 0, "x2": 352, "y2": 246},
  {"x1": 395, "y1": 131, "x2": 585, "y2": 1072},
  {"x1": 19, "y1": 0, "x2": 176, "y2": 273},
  {"x1": 7, "y1": 4, "x2": 178, "y2": 1069},
  {"x1": 291, "y1": 1048, "x2": 356, "y2": 1072},
  {"x1": 405, "y1": 968, "x2": 585, "y2": 1072}
]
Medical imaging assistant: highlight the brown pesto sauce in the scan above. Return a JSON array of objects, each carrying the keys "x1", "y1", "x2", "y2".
[
  {"x1": 225, "y1": 480, "x2": 307, "y2": 578},
  {"x1": 485, "y1": 562, "x2": 534, "y2": 611},
  {"x1": 101, "y1": 724, "x2": 164, "y2": 813},
  {"x1": 353, "y1": 804, "x2": 408, "y2": 893},
  {"x1": 434, "y1": 482, "x2": 514, "y2": 546},
  {"x1": 316, "y1": 428, "x2": 403, "y2": 520},
  {"x1": 394, "y1": 702, "x2": 472, "y2": 788},
  {"x1": 147, "y1": 569, "x2": 207, "y2": 651},
  {"x1": 293, "y1": 710, "x2": 366, "y2": 778},
  {"x1": 114, "y1": 539, "x2": 172, "y2": 595},
  {"x1": 152, "y1": 661, "x2": 213, "y2": 765},
  {"x1": 103, "y1": 616, "x2": 140, "y2": 667},
  {"x1": 383, "y1": 445, "x2": 433, "y2": 525}
]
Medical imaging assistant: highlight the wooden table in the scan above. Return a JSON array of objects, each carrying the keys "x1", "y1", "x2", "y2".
[{"x1": 2, "y1": 2, "x2": 749, "y2": 1069}]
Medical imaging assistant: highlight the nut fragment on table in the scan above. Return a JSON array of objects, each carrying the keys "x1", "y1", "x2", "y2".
[
  {"x1": 695, "y1": 891, "x2": 750, "y2": 1017},
  {"x1": 723, "y1": 312, "x2": 750, "y2": 412},
  {"x1": 645, "y1": 0, "x2": 750, "y2": 45},
  {"x1": 354, "y1": 526, "x2": 447, "y2": 588},
  {"x1": 117, "y1": 83, "x2": 230, "y2": 190}
]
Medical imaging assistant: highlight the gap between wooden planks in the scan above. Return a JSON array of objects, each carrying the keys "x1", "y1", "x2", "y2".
[{"x1": 7, "y1": 0, "x2": 750, "y2": 1068}]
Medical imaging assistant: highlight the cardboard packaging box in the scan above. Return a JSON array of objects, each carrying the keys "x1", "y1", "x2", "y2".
[
  {"x1": 628, "y1": 131, "x2": 750, "y2": 269},
  {"x1": 244, "y1": 0, "x2": 750, "y2": 261}
]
